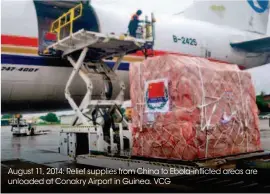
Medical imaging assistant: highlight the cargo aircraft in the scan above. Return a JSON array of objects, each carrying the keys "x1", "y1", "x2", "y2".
[{"x1": 1, "y1": 0, "x2": 270, "y2": 113}]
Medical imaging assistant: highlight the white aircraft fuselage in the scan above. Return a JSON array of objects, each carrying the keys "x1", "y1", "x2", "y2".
[{"x1": 1, "y1": 0, "x2": 270, "y2": 113}]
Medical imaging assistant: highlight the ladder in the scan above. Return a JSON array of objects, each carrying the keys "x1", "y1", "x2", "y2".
[{"x1": 47, "y1": 29, "x2": 147, "y2": 126}]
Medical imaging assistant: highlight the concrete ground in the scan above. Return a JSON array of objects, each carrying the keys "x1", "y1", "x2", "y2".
[{"x1": 1, "y1": 120, "x2": 270, "y2": 192}]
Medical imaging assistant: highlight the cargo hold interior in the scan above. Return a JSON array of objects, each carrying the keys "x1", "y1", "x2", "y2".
[{"x1": 33, "y1": 0, "x2": 99, "y2": 54}]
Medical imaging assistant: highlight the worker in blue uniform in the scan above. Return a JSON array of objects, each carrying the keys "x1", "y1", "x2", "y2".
[{"x1": 128, "y1": 10, "x2": 143, "y2": 38}]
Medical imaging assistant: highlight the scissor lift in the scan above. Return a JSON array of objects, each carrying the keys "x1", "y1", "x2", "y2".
[
  {"x1": 47, "y1": 29, "x2": 146, "y2": 123},
  {"x1": 46, "y1": 2, "x2": 156, "y2": 157},
  {"x1": 47, "y1": 29, "x2": 150, "y2": 155}
]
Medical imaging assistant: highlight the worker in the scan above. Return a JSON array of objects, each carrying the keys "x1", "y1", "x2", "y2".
[
  {"x1": 125, "y1": 107, "x2": 132, "y2": 121},
  {"x1": 128, "y1": 10, "x2": 143, "y2": 38}
]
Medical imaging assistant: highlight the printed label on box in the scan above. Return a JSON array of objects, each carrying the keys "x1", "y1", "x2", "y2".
[{"x1": 144, "y1": 78, "x2": 169, "y2": 113}]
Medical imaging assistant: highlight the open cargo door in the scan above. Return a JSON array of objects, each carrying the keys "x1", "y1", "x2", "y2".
[{"x1": 33, "y1": 0, "x2": 99, "y2": 56}]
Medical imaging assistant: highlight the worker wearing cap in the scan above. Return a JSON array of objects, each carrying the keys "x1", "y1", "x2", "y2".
[{"x1": 128, "y1": 10, "x2": 143, "y2": 38}]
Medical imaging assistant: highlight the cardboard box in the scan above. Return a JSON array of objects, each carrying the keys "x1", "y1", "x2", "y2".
[{"x1": 130, "y1": 55, "x2": 261, "y2": 160}]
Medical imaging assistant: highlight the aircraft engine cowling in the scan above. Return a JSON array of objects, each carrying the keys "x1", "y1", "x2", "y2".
[{"x1": 73, "y1": 70, "x2": 130, "y2": 102}]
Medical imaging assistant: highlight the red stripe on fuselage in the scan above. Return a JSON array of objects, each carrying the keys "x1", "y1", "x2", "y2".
[
  {"x1": 1, "y1": 34, "x2": 245, "y2": 69},
  {"x1": 1, "y1": 35, "x2": 38, "y2": 47},
  {"x1": 131, "y1": 50, "x2": 246, "y2": 70}
]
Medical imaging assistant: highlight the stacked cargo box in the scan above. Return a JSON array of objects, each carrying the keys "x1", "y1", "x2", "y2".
[{"x1": 129, "y1": 55, "x2": 261, "y2": 160}]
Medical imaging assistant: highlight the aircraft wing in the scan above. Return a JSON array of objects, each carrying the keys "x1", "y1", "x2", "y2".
[{"x1": 230, "y1": 36, "x2": 270, "y2": 53}]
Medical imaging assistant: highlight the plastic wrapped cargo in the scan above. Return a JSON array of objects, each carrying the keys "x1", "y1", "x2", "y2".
[{"x1": 129, "y1": 55, "x2": 261, "y2": 160}]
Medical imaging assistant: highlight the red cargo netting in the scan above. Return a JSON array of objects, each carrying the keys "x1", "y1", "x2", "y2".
[{"x1": 129, "y1": 55, "x2": 261, "y2": 161}]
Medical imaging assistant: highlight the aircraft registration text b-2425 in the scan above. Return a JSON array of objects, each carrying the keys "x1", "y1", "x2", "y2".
[{"x1": 172, "y1": 35, "x2": 197, "y2": 46}]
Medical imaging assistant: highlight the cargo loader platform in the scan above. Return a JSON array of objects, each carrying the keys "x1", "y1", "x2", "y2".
[
  {"x1": 47, "y1": 29, "x2": 147, "y2": 58},
  {"x1": 74, "y1": 150, "x2": 270, "y2": 177}
]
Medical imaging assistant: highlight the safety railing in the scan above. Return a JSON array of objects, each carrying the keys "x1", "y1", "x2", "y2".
[
  {"x1": 135, "y1": 13, "x2": 156, "y2": 40},
  {"x1": 50, "y1": 3, "x2": 83, "y2": 41}
]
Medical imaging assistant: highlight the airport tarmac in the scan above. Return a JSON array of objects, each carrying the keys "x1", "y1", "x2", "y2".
[
  {"x1": 1, "y1": 120, "x2": 270, "y2": 192},
  {"x1": 1, "y1": 125, "x2": 71, "y2": 165},
  {"x1": 2, "y1": 119, "x2": 270, "y2": 163}
]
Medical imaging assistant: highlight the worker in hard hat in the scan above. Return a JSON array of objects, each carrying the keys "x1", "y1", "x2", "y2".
[{"x1": 128, "y1": 10, "x2": 143, "y2": 38}]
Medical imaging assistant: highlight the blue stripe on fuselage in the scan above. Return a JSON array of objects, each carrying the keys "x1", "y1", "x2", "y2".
[{"x1": 1, "y1": 54, "x2": 130, "y2": 71}]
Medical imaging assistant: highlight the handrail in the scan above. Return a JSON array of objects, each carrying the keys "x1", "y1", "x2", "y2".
[{"x1": 50, "y1": 3, "x2": 83, "y2": 41}]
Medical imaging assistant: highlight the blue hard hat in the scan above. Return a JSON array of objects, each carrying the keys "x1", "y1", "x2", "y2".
[{"x1": 136, "y1": 10, "x2": 142, "y2": 15}]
